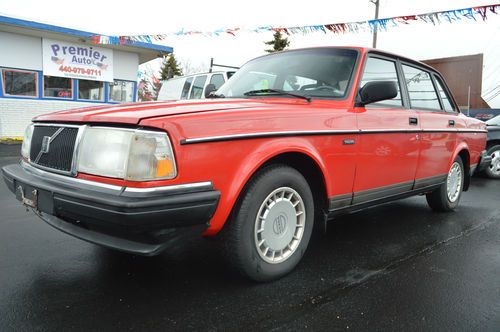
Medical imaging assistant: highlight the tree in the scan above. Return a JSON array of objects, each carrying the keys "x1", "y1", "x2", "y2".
[
  {"x1": 264, "y1": 31, "x2": 290, "y2": 53},
  {"x1": 154, "y1": 54, "x2": 183, "y2": 98},
  {"x1": 159, "y1": 54, "x2": 183, "y2": 80}
]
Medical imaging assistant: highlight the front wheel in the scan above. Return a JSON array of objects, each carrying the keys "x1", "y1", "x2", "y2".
[
  {"x1": 426, "y1": 157, "x2": 464, "y2": 212},
  {"x1": 220, "y1": 164, "x2": 314, "y2": 282}
]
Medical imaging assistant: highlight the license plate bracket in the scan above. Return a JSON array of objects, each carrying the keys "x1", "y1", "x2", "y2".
[{"x1": 16, "y1": 185, "x2": 39, "y2": 211}]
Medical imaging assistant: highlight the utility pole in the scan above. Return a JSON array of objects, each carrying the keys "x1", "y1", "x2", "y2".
[{"x1": 370, "y1": 0, "x2": 380, "y2": 48}]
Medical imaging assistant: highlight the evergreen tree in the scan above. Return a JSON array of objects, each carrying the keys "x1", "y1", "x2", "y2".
[
  {"x1": 159, "y1": 54, "x2": 183, "y2": 80},
  {"x1": 154, "y1": 54, "x2": 183, "y2": 99},
  {"x1": 264, "y1": 31, "x2": 290, "y2": 53}
]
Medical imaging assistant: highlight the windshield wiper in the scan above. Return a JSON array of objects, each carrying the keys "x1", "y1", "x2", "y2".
[{"x1": 243, "y1": 89, "x2": 311, "y2": 102}]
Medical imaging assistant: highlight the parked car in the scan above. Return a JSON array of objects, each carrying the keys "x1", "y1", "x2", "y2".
[
  {"x1": 484, "y1": 115, "x2": 500, "y2": 178},
  {"x1": 157, "y1": 71, "x2": 235, "y2": 101},
  {"x1": 467, "y1": 108, "x2": 500, "y2": 121},
  {"x1": 2, "y1": 47, "x2": 490, "y2": 282}
]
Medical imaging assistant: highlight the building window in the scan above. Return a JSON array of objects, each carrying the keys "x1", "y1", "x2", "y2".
[
  {"x1": 44, "y1": 76, "x2": 73, "y2": 99},
  {"x1": 78, "y1": 80, "x2": 104, "y2": 101},
  {"x1": 2, "y1": 69, "x2": 38, "y2": 97},
  {"x1": 109, "y1": 80, "x2": 134, "y2": 102}
]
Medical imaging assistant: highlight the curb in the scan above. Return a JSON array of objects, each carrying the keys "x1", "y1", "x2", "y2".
[{"x1": 0, "y1": 138, "x2": 23, "y2": 145}]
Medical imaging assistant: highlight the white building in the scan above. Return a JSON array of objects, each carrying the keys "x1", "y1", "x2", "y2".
[{"x1": 0, "y1": 15, "x2": 172, "y2": 138}]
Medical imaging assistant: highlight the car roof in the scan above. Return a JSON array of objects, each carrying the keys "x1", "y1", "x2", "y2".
[{"x1": 162, "y1": 71, "x2": 233, "y2": 82}]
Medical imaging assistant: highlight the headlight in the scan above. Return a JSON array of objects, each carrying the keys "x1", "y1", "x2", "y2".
[
  {"x1": 77, "y1": 128, "x2": 177, "y2": 181},
  {"x1": 21, "y1": 124, "x2": 34, "y2": 160}
]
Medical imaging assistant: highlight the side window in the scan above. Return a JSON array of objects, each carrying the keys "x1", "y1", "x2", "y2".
[
  {"x1": 209, "y1": 74, "x2": 225, "y2": 90},
  {"x1": 189, "y1": 75, "x2": 207, "y2": 99},
  {"x1": 402, "y1": 65, "x2": 441, "y2": 110},
  {"x1": 181, "y1": 77, "x2": 193, "y2": 99},
  {"x1": 434, "y1": 76, "x2": 455, "y2": 112},
  {"x1": 360, "y1": 57, "x2": 402, "y2": 107}
]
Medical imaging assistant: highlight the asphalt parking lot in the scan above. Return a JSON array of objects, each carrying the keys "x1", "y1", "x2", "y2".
[{"x1": 1, "y1": 143, "x2": 499, "y2": 331}]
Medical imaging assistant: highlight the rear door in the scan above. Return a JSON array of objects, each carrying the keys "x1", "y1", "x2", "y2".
[
  {"x1": 353, "y1": 55, "x2": 421, "y2": 204},
  {"x1": 400, "y1": 64, "x2": 461, "y2": 187}
]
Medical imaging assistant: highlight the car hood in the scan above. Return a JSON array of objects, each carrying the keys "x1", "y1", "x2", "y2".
[{"x1": 33, "y1": 99, "x2": 311, "y2": 124}]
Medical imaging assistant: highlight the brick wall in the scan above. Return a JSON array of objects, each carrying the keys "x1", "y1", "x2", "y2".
[{"x1": 0, "y1": 99, "x2": 105, "y2": 138}]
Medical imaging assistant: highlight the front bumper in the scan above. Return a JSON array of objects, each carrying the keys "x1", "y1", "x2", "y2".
[
  {"x1": 476, "y1": 150, "x2": 493, "y2": 174},
  {"x1": 2, "y1": 162, "x2": 220, "y2": 255}
]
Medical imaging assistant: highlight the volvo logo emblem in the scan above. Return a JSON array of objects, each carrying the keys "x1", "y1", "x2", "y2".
[
  {"x1": 41, "y1": 136, "x2": 51, "y2": 154},
  {"x1": 273, "y1": 214, "x2": 288, "y2": 236}
]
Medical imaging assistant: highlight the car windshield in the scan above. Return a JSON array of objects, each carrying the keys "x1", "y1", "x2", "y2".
[
  {"x1": 217, "y1": 48, "x2": 358, "y2": 100},
  {"x1": 486, "y1": 115, "x2": 500, "y2": 126}
]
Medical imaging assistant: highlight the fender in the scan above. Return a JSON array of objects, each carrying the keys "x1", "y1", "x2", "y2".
[
  {"x1": 449, "y1": 140, "x2": 471, "y2": 191},
  {"x1": 205, "y1": 137, "x2": 330, "y2": 235},
  {"x1": 450, "y1": 141, "x2": 470, "y2": 169}
]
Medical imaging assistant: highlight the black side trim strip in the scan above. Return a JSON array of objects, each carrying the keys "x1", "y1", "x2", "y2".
[
  {"x1": 181, "y1": 129, "x2": 487, "y2": 145},
  {"x1": 328, "y1": 183, "x2": 442, "y2": 217},
  {"x1": 329, "y1": 193, "x2": 353, "y2": 209},
  {"x1": 352, "y1": 181, "x2": 414, "y2": 205},
  {"x1": 180, "y1": 130, "x2": 359, "y2": 145},
  {"x1": 328, "y1": 174, "x2": 448, "y2": 215},
  {"x1": 413, "y1": 174, "x2": 447, "y2": 190}
]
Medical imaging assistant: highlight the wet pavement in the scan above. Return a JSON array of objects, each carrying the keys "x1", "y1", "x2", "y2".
[{"x1": 1, "y1": 143, "x2": 499, "y2": 331}]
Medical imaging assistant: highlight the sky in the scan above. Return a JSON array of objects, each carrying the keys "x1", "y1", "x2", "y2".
[{"x1": 1, "y1": 0, "x2": 500, "y2": 107}]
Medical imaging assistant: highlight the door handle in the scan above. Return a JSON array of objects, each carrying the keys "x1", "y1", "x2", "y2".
[
  {"x1": 409, "y1": 117, "x2": 418, "y2": 125},
  {"x1": 449, "y1": 120, "x2": 455, "y2": 126},
  {"x1": 343, "y1": 139, "x2": 355, "y2": 145}
]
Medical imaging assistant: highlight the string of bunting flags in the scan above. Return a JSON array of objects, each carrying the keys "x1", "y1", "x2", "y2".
[{"x1": 90, "y1": 3, "x2": 500, "y2": 45}]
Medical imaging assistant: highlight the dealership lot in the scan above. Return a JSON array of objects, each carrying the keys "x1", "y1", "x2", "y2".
[{"x1": 1, "y1": 144, "x2": 499, "y2": 331}]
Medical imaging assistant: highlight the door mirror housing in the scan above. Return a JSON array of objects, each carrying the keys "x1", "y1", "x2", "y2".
[
  {"x1": 357, "y1": 81, "x2": 398, "y2": 106},
  {"x1": 204, "y1": 84, "x2": 217, "y2": 98}
]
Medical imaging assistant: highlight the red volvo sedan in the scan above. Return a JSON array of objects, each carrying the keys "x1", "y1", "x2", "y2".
[{"x1": 2, "y1": 47, "x2": 490, "y2": 281}]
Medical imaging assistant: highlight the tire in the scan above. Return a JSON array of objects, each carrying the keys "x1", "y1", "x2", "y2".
[
  {"x1": 426, "y1": 157, "x2": 464, "y2": 212},
  {"x1": 484, "y1": 145, "x2": 500, "y2": 179},
  {"x1": 220, "y1": 164, "x2": 314, "y2": 282}
]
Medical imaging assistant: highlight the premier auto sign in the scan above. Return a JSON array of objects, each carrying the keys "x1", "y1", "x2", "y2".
[{"x1": 42, "y1": 39, "x2": 113, "y2": 82}]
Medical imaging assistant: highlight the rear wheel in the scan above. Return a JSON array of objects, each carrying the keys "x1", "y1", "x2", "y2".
[
  {"x1": 426, "y1": 157, "x2": 464, "y2": 212},
  {"x1": 484, "y1": 145, "x2": 500, "y2": 179},
  {"x1": 221, "y1": 164, "x2": 314, "y2": 282}
]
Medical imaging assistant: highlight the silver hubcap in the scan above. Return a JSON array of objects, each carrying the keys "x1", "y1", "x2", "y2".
[
  {"x1": 489, "y1": 150, "x2": 500, "y2": 175},
  {"x1": 254, "y1": 187, "x2": 306, "y2": 264},
  {"x1": 447, "y1": 162, "x2": 462, "y2": 202}
]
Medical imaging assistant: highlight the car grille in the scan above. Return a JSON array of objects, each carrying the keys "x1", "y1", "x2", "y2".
[{"x1": 30, "y1": 125, "x2": 79, "y2": 173}]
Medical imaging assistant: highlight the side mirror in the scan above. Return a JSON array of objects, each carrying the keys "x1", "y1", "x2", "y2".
[
  {"x1": 358, "y1": 81, "x2": 398, "y2": 106},
  {"x1": 204, "y1": 84, "x2": 217, "y2": 98}
]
